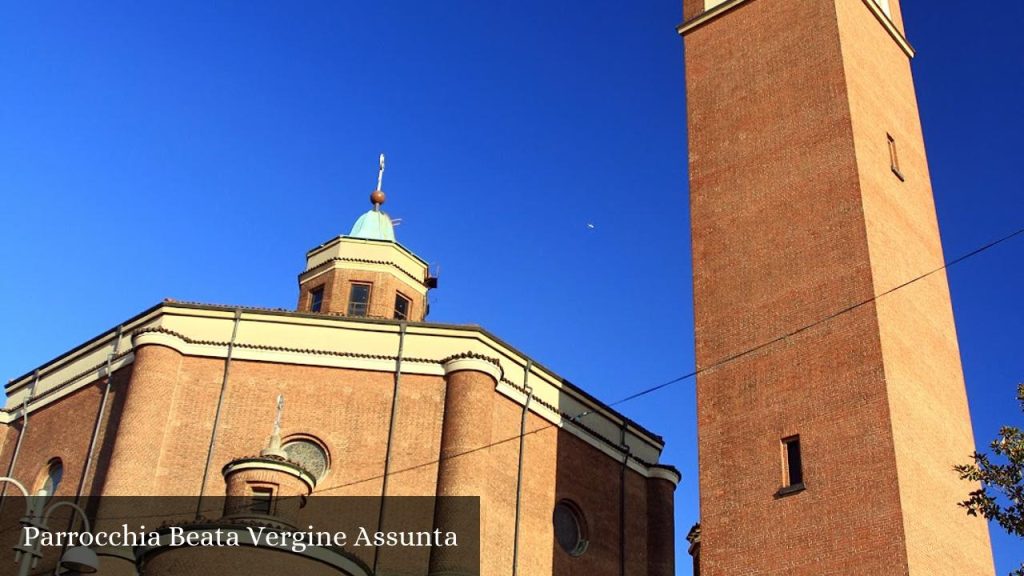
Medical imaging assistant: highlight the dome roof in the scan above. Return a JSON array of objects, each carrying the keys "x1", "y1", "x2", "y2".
[{"x1": 349, "y1": 208, "x2": 396, "y2": 241}]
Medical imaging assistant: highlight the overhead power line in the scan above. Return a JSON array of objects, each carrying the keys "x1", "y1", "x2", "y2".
[
  {"x1": 19, "y1": 225, "x2": 1016, "y2": 512},
  {"x1": 604, "y1": 225, "x2": 1024, "y2": 409}
]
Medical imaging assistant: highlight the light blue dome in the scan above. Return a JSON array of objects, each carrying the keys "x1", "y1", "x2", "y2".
[{"x1": 349, "y1": 209, "x2": 395, "y2": 241}]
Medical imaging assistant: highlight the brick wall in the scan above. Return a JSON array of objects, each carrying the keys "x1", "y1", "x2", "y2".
[
  {"x1": 297, "y1": 266, "x2": 427, "y2": 321},
  {"x1": 682, "y1": 0, "x2": 992, "y2": 573},
  {"x1": 0, "y1": 344, "x2": 673, "y2": 575}
]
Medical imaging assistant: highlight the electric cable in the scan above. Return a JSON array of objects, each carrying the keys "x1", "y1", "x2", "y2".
[{"x1": 307, "y1": 224, "x2": 1024, "y2": 495}]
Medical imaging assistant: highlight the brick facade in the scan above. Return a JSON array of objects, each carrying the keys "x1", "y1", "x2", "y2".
[
  {"x1": 2, "y1": 264, "x2": 676, "y2": 576},
  {"x1": 681, "y1": 0, "x2": 994, "y2": 573},
  {"x1": 298, "y1": 266, "x2": 426, "y2": 321}
]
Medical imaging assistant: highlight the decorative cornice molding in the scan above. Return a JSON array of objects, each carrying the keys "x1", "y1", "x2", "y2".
[
  {"x1": 298, "y1": 256, "x2": 425, "y2": 287},
  {"x1": 497, "y1": 375, "x2": 665, "y2": 478},
  {"x1": 222, "y1": 457, "x2": 316, "y2": 492},
  {"x1": 648, "y1": 464, "x2": 683, "y2": 486},
  {"x1": 133, "y1": 326, "x2": 438, "y2": 365},
  {"x1": 4, "y1": 304, "x2": 671, "y2": 473},
  {"x1": 441, "y1": 354, "x2": 503, "y2": 383},
  {"x1": 859, "y1": 0, "x2": 914, "y2": 58},
  {"x1": 676, "y1": 0, "x2": 914, "y2": 59},
  {"x1": 675, "y1": 0, "x2": 749, "y2": 36},
  {"x1": 1, "y1": 349, "x2": 135, "y2": 421},
  {"x1": 305, "y1": 234, "x2": 429, "y2": 267},
  {"x1": 440, "y1": 351, "x2": 501, "y2": 368}
]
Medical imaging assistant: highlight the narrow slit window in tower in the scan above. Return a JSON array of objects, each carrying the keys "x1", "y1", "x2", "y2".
[
  {"x1": 888, "y1": 133, "x2": 904, "y2": 181},
  {"x1": 782, "y1": 436, "x2": 804, "y2": 490}
]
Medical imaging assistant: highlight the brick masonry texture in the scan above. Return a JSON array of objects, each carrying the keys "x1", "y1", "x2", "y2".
[
  {"x1": 297, "y1": 266, "x2": 427, "y2": 321},
  {"x1": 682, "y1": 0, "x2": 993, "y2": 573},
  {"x1": 0, "y1": 343, "x2": 674, "y2": 575}
]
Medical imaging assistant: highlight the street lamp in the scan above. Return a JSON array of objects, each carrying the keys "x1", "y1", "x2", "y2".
[{"x1": 0, "y1": 476, "x2": 99, "y2": 575}]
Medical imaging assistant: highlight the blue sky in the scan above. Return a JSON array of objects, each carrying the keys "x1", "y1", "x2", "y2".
[{"x1": 1, "y1": 1, "x2": 1021, "y2": 573}]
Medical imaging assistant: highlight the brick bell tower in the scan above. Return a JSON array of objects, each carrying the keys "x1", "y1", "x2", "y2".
[
  {"x1": 679, "y1": 1, "x2": 994, "y2": 574},
  {"x1": 297, "y1": 154, "x2": 437, "y2": 321}
]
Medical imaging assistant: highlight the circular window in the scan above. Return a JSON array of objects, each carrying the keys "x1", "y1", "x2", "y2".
[
  {"x1": 282, "y1": 438, "x2": 329, "y2": 482},
  {"x1": 553, "y1": 500, "x2": 588, "y2": 557}
]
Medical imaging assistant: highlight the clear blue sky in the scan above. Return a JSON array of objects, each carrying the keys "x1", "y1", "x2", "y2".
[{"x1": 1, "y1": 1, "x2": 1020, "y2": 573}]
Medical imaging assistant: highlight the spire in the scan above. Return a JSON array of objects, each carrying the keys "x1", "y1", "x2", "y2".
[
  {"x1": 350, "y1": 153, "x2": 396, "y2": 241},
  {"x1": 260, "y1": 394, "x2": 287, "y2": 459},
  {"x1": 376, "y1": 153, "x2": 385, "y2": 194},
  {"x1": 370, "y1": 153, "x2": 386, "y2": 211}
]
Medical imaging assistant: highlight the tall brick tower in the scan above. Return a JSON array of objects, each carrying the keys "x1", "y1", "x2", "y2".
[{"x1": 679, "y1": 0, "x2": 994, "y2": 574}]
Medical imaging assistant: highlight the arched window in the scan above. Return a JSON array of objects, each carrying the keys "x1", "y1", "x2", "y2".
[
  {"x1": 34, "y1": 458, "x2": 63, "y2": 498},
  {"x1": 29, "y1": 458, "x2": 63, "y2": 515}
]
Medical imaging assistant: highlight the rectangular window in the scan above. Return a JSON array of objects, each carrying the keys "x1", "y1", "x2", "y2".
[
  {"x1": 888, "y1": 133, "x2": 904, "y2": 181},
  {"x1": 250, "y1": 487, "x2": 273, "y2": 515},
  {"x1": 394, "y1": 293, "x2": 411, "y2": 320},
  {"x1": 309, "y1": 286, "x2": 324, "y2": 312},
  {"x1": 348, "y1": 283, "x2": 372, "y2": 317},
  {"x1": 782, "y1": 436, "x2": 804, "y2": 490}
]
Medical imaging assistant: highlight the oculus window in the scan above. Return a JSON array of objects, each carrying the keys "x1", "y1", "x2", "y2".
[
  {"x1": 553, "y1": 500, "x2": 588, "y2": 557},
  {"x1": 283, "y1": 438, "x2": 330, "y2": 482}
]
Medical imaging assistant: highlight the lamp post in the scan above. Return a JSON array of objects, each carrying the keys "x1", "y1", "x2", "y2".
[{"x1": 0, "y1": 477, "x2": 99, "y2": 575}]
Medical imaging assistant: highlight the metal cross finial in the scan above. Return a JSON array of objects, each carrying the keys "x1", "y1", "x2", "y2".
[
  {"x1": 272, "y1": 394, "x2": 284, "y2": 437},
  {"x1": 376, "y1": 153, "x2": 386, "y2": 191}
]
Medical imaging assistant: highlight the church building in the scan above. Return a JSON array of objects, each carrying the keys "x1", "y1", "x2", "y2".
[
  {"x1": 0, "y1": 162, "x2": 679, "y2": 575},
  {"x1": 0, "y1": 1, "x2": 1000, "y2": 575}
]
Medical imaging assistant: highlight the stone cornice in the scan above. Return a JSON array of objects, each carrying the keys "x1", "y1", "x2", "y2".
[
  {"x1": 133, "y1": 326, "x2": 438, "y2": 366},
  {"x1": 305, "y1": 234, "x2": 428, "y2": 267},
  {"x1": 675, "y1": 0, "x2": 749, "y2": 36},
  {"x1": 649, "y1": 464, "x2": 683, "y2": 486},
  {"x1": 298, "y1": 256, "x2": 427, "y2": 288},
  {"x1": 3, "y1": 303, "x2": 669, "y2": 472},
  {"x1": 222, "y1": 457, "x2": 316, "y2": 492},
  {"x1": 676, "y1": 0, "x2": 914, "y2": 59},
  {"x1": 859, "y1": 0, "x2": 914, "y2": 58}
]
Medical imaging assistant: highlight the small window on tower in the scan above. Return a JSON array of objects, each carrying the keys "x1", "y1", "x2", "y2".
[
  {"x1": 779, "y1": 436, "x2": 805, "y2": 496},
  {"x1": 394, "y1": 293, "x2": 411, "y2": 320},
  {"x1": 309, "y1": 286, "x2": 324, "y2": 312},
  {"x1": 249, "y1": 486, "x2": 274, "y2": 515},
  {"x1": 348, "y1": 283, "x2": 372, "y2": 317},
  {"x1": 888, "y1": 133, "x2": 904, "y2": 181}
]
